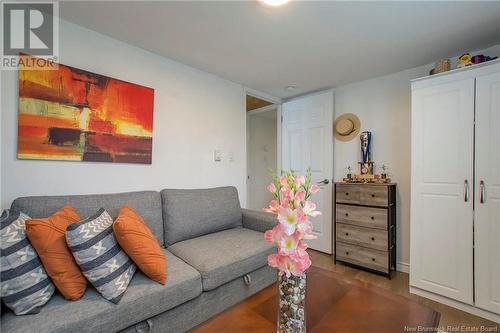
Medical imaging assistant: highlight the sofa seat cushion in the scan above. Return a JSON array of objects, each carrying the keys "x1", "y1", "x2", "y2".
[
  {"x1": 1, "y1": 250, "x2": 202, "y2": 333},
  {"x1": 168, "y1": 228, "x2": 275, "y2": 291}
]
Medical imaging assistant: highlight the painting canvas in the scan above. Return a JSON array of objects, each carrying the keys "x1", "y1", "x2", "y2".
[{"x1": 18, "y1": 54, "x2": 154, "y2": 164}]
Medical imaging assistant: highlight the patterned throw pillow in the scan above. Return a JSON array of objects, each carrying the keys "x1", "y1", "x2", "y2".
[
  {"x1": 66, "y1": 208, "x2": 136, "y2": 303},
  {"x1": 0, "y1": 210, "x2": 55, "y2": 315}
]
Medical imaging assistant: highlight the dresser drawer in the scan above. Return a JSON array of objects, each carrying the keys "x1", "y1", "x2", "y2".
[
  {"x1": 336, "y1": 184, "x2": 360, "y2": 204},
  {"x1": 336, "y1": 223, "x2": 388, "y2": 251},
  {"x1": 336, "y1": 204, "x2": 387, "y2": 230},
  {"x1": 360, "y1": 186, "x2": 388, "y2": 206},
  {"x1": 336, "y1": 242, "x2": 389, "y2": 273}
]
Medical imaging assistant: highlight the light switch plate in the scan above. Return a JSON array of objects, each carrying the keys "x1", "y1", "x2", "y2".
[{"x1": 214, "y1": 149, "x2": 222, "y2": 162}]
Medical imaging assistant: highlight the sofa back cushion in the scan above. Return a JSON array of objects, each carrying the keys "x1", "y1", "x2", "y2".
[
  {"x1": 11, "y1": 191, "x2": 164, "y2": 245},
  {"x1": 161, "y1": 187, "x2": 242, "y2": 246}
]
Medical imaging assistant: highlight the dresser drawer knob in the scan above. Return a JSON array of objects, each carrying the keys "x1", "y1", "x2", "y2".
[
  {"x1": 345, "y1": 192, "x2": 349, "y2": 196},
  {"x1": 371, "y1": 194, "x2": 375, "y2": 198},
  {"x1": 371, "y1": 237, "x2": 375, "y2": 241},
  {"x1": 345, "y1": 251, "x2": 349, "y2": 255},
  {"x1": 370, "y1": 216, "x2": 375, "y2": 220},
  {"x1": 372, "y1": 258, "x2": 376, "y2": 262},
  {"x1": 345, "y1": 232, "x2": 349, "y2": 236},
  {"x1": 345, "y1": 213, "x2": 349, "y2": 217}
]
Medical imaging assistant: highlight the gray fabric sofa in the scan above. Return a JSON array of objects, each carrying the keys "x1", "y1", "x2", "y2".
[{"x1": 1, "y1": 187, "x2": 277, "y2": 333}]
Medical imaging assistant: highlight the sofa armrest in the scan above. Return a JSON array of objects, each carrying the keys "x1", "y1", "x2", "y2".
[{"x1": 241, "y1": 208, "x2": 277, "y2": 233}]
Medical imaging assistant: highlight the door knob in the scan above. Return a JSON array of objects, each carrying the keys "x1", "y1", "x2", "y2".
[{"x1": 317, "y1": 179, "x2": 330, "y2": 186}]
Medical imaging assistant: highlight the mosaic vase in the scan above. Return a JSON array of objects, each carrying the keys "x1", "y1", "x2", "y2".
[{"x1": 277, "y1": 272, "x2": 306, "y2": 333}]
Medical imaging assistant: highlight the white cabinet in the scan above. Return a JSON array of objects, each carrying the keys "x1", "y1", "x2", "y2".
[
  {"x1": 474, "y1": 71, "x2": 500, "y2": 315},
  {"x1": 410, "y1": 61, "x2": 500, "y2": 322},
  {"x1": 410, "y1": 78, "x2": 474, "y2": 304}
]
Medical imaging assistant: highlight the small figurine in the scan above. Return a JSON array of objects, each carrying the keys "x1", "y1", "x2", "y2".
[
  {"x1": 346, "y1": 166, "x2": 352, "y2": 180},
  {"x1": 380, "y1": 164, "x2": 388, "y2": 179},
  {"x1": 458, "y1": 53, "x2": 473, "y2": 68}
]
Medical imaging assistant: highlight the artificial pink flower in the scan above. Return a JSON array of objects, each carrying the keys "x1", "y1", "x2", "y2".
[
  {"x1": 267, "y1": 183, "x2": 277, "y2": 194},
  {"x1": 264, "y1": 171, "x2": 321, "y2": 277},
  {"x1": 277, "y1": 207, "x2": 298, "y2": 235},
  {"x1": 263, "y1": 199, "x2": 280, "y2": 214},
  {"x1": 296, "y1": 219, "x2": 313, "y2": 235},
  {"x1": 279, "y1": 233, "x2": 299, "y2": 255},
  {"x1": 264, "y1": 224, "x2": 283, "y2": 244},
  {"x1": 310, "y1": 183, "x2": 320, "y2": 194},
  {"x1": 294, "y1": 175, "x2": 305, "y2": 187},
  {"x1": 294, "y1": 191, "x2": 305, "y2": 203},
  {"x1": 267, "y1": 253, "x2": 280, "y2": 268},
  {"x1": 303, "y1": 201, "x2": 322, "y2": 217}
]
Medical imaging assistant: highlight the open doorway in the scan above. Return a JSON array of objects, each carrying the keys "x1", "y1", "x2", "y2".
[{"x1": 246, "y1": 95, "x2": 279, "y2": 211}]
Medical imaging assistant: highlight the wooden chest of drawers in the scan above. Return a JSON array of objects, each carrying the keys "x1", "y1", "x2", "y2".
[{"x1": 334, "y1": 183, "x2": 396, "y2": 278}]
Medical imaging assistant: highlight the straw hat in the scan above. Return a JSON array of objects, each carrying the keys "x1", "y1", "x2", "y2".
[{"x1": 334, "y1": 113, "x2": 361, "y2": 141}]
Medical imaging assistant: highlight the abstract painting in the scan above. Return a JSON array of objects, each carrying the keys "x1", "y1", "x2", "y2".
[{"x1": 18, "y1": 54, "x2": 154, "y2": 164}]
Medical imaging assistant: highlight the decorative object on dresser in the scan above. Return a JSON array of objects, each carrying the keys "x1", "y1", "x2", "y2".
[
  {"x1": 334, "y1": 182, "x2": 396, "y2": 278},
  {"x1": 410, "y1": 59, "x2": 500, "y2": 322}
]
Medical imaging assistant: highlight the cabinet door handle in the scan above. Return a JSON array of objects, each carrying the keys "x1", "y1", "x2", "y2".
[
  {"x1": 480, "y1": 180, "x2": 485, "y2": 204},
  {"x1": 464, "y1": 179, "x2": 469, "y2": 202}
]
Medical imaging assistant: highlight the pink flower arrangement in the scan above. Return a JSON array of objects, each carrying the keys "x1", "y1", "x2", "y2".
[{"x1": 263, "y1": 169, "x2": 321, "y2": 277}]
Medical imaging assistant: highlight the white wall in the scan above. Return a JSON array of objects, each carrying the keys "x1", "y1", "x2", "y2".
[
  {"x1": 1, "y1": 19, "x2": 248, "y2": 209},
  {"x1": 247, "y1": 110, "x2": 277, "y2": 211},
  {"x1": 334, "y1": 44, "x2": 500, "y2": 271}
]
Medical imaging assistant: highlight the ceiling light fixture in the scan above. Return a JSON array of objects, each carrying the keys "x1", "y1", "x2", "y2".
[
  {"x1": 285, "y1": 85, "x2": 297, "y2": 92},
  {"x1": 259, "y1": 0, "x2": 290, "y2": 7}
]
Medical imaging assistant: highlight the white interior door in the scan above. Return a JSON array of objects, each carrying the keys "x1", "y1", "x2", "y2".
[
  {"x1": 475, "y1": 71, "x2": 500, "y2": 315},
  {"x1": 282, "y1": 92, "x2": 333, "y2": 253},
  {"x1": 410, "y1": 78, "x2": 474, "y2": 304}
]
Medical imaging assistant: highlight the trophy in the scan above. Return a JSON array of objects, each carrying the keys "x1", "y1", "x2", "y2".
[
  {"x1": 344, "y1": 165, "x2": 353, "y2": 182},
  {"x1": 358, "y1": 131, "x2": 374, "y2": 176},
  {"x1": 380, "y1": 164, "x2": 388, "y2": 179}
]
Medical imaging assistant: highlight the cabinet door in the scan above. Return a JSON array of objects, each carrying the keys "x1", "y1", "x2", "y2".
[
  {"x1": 410, "y1": 78, "x2": 474, "y2": 304},
  {"x1": 475, "y1": 72, "x2": 500, "y2": 315}
]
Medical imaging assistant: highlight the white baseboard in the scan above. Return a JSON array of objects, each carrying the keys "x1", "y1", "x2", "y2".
[
  {"x1": 410, "y1": 286, "x2": 500, "y2": 324},
  {"x1": 396, "y1": 261, "x2": 410, "y2": 273}
]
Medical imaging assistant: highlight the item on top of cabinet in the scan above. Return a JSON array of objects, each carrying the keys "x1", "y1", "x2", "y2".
[
  {"x1": 472, "y1": 54, "x2": 485, "y2": 64},
  {"x1": 485, "y1": 55, "x2": 498, "y2": 62},
  {"x1": 434, "y1": 59, "x2": 451, "y2": 73},
  {"x1": 358, "y1": 131, "x2": 374, "y2": 176},
  {"x1": 334, "y1": 113, "x2": 361, "y2": 142},
  {"x1": 457, "y1": 53, "x2": 473, "y2": 68}
]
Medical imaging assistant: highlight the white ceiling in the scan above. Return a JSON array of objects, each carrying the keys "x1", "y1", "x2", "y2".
[{"x1": 60, "y1": 1, "x2": 500, "y2": 99}]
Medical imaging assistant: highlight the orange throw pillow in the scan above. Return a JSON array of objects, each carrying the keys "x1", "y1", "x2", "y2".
[
  {"x1": 113, "y1": 206, "x2": 167, "y2": 285},
  {"x1": 25, "y1": 205, "x2": 87, "y2": 300}
]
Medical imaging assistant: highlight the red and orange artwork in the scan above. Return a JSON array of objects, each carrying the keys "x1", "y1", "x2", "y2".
[{"x1": 18, "y1": 54, "x2": 154, "y2": 164}]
